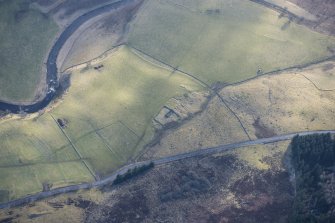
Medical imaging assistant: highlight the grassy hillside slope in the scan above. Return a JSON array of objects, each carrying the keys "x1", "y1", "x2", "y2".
[
  {"x1": 0, "y1": 0, "x2": 58, "y2": 102},
  {"x1": 0, "y1": 46, "x2": 202, "y2": 202},
  {"x1": 128, "y1": 0, "x2": 335, "y2": 84}
]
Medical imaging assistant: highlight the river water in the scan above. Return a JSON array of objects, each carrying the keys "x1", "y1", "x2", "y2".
[{"x1": 0, "y1": 0, "x2": 129, "y2": 114}]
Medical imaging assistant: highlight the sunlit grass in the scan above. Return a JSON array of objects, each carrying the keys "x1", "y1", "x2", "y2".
[
  {"x1": 128, "y1": 0, "x2": 335, "y2": 84},
  {"x1": 0, "y1": 46, "x2": 203, "y2": 201}
]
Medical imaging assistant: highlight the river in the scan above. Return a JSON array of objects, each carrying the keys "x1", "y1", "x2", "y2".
[{"x1": 0, "y1": 0, "x2": 130, "y2": 114}]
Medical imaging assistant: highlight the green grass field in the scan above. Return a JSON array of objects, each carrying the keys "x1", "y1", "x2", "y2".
[
  {"x1": 0, "y1": 46, "x2": 203, "y2": 202},
  {"x1": 0, "y1": 0, "x2": 58, "y2": 102},
  {"x1": 1, "y1": 0, "x2": 335, "y2": 203},
  {"x1": 128, "y1": 0, "x2": 335, "y2": 84}
]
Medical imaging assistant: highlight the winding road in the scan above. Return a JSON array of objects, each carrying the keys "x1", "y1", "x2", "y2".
[
  {"x1": 0, "y1": 130, "x2": 334, "y2": 209},
  {"x1": 0, "y1": 0, "x2": 334, "y2": 211}
]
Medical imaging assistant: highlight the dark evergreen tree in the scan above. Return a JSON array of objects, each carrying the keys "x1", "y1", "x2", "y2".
[{"x1": 290, "y1": 134, "x2": 335, "y2": 223}]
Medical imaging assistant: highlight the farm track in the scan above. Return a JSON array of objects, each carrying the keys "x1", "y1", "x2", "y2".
[
  {"x1": 249, "y1": 0, "x2": 335, "y2": 36},
  {"x1": 250, "y1": 0, "x2": 302, "y2": 20},
  {"x1": 0, "y1": 0, "x2": 335, "y2": 209},
  {"x1": 0, "y1": 0, "x2": 332, "y2": 113},
  {"x1": 128, "y1": 45, "x2": 252, "y2": 140},
  {"x1": 0, "y1": 130, "x2": 334, "y2": 209},
  {"x1": 224, "y1": 54, "x2": 335, "y2": 88},
  {"x1": 299, "y1": 74, "x2": 335, "y2": 92}
]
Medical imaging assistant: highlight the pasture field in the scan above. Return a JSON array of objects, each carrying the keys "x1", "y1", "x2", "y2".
[
  {"x1": 140, "y1": 61, "x2": 335, "y2": 161},
  {"x1": 221, "y1": 62, "x2": 335, "y2": 139},
  {"x1": 0, "y1": 0, "x2": 58, "y2": 102},
  {"x1": 0, "y1": 46, "x2": 203, "y2": 201},
  {"x1": 128, "y1": 0, "x2": 335, "y2": 85},
  {"x1": 0, "y1": 140, "x2": 292, "y2": 223},
  {"x1": 141, "y1": 95, "x2": 250, "y2": 160},
  {"x1": 0, "y1": 115, "x2": 93, "y2": 203},
  {"x1": 301, "y1": 62, "x2": 335, "y2": 90},
  {"x1": 1, "y1": 0, "x2": 334, "y2": 206}
]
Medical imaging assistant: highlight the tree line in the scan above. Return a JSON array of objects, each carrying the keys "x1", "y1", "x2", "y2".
[
  {"x1": 113, "y1": 162, "x2": 155, "y2": 185},
  {"x1": 290, "y1": 133, "x2": 335, "y2": 223}
]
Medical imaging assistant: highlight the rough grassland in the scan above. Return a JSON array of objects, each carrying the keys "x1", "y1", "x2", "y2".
[
  {"x1": 301, "y1": 62, "x2": 335, "y2": 90},
  {"x1": 265, "y1": 0, "x2": 317, "y2": 20},
  {"x1": 128, "y1": 0, "x2": 335, "y2": 85},
  {"x1": 221, "y1": 63, "x2": 335, "y2": 139},
  {"x1": 0, "y1": 46, "x2": 202, "y2": 202},
  {"x1": 0, "y1": 141, "x2": 292, "y2": 223},
  {"x1": 0, "y1": 0, "x2": 58, "y2": 102},
  {"x1": 60, "y1": 0, "x2": 143, "y2": 71},
  {"x1": 141, "y1": 95, "x2": 249, "y2": 160},
  {"x1": 0, "y1": 188, "x2": 105, "y2": 222},
  {"x1": 140, "y1": 61, "x2": 335, "y2": 161}
]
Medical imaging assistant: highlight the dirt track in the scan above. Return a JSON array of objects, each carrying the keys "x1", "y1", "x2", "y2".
[
  {"x1": 0, "y1": 130, "x2": 334, "y2": 209},
  {"x1": 0, "y1": 0, "x2": 334, "y2": 210},
  {"x1": 251, "y1": 0, "x2": 335, "y2": 35}
]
